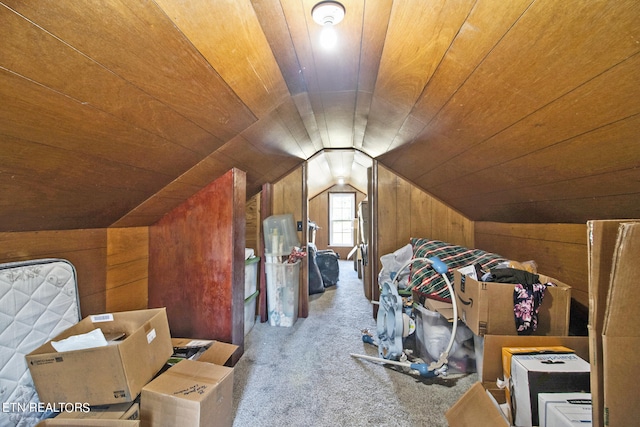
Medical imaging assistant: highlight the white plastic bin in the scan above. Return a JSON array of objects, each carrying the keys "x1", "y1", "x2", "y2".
[{"x1": 265, "y1": 260, "x2": 300, "y2": 327}]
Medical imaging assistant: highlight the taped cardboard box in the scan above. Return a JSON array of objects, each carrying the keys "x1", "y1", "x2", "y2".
[
  {"x1": 446, "y1": 335, "x2": 588, "y2": 427},
  {"x1": 26, "y1": 308, "x2": 173, "y2": 406},
  {"x1": 601, "y1": 222, "x2": 640, "y2": 427},
  {"x1": 140, "y1": 338, "x2": 238, "y2": 427},
  {"x1": 453, "y1": 270, "x2": 571, "y2": 336}
]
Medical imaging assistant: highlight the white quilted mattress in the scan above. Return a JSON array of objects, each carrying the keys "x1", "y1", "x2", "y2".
[{"x1": 0, "y1": 259, "x2": 81, "y2": 427}]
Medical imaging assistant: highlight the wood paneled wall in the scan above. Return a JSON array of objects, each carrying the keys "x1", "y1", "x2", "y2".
[
  {"x1": 368, "y1": 163, "x2": 474, "y2": 303},
  {"x1": 0, "y1": 229, "x2": 107, "y2": 316},
  {"x1": 0, "y1": 227, "x2": 148, "y2": 317},
  {"x1": 246, "y1": 193, "x2": 260, "y2": 255},
  {"x1": 308, "y1": 184, "x2": 367, "y2": 259},
  {"x1": 272, "y1": 166, "x2": 304, "y2": 236},
  {"x1": 375, "y1": 163, "x2": 474, "y2": 260},
  {"x1": 475, "y1": 222, "x2": 589, "y2": 308},
  {"x1": 106, "y1": 227, "x2": 149, "y2": 312},
  {"x1": 368, "y1": 164, "x2": 590, "y2": 326}
]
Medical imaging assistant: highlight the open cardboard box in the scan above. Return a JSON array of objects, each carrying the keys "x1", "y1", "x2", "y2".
[
  {"x1": 587, "y1": 219, "x2": 627, "y2": 427},
  {"x1": 588, "y1": 220, "x2": 640, "y2": 427},
  {"x1": 445, "y1": 335, "x2": 589, "y2": 427},
  {"x1": 140, "y1": 338, "x2": 239, "y2": 427},
  {"x1": 26, "y1": 308, "x2": 173, "y2": 406},
  {"x1": 598, "y1": 221, "x2": 640, "y2": 427},
  {"x1": 453, "y1": 271, "x2": 572, "y2": 337}
]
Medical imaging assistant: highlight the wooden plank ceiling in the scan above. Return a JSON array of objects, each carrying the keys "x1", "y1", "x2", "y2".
[{"x1": 1, "y1": 0, "x2": 639, "y2": 232}]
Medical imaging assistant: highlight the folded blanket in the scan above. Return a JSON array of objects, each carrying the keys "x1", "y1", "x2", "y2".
[{"x1": 408, "y1": 238, "x2": 508, "y2": 302}]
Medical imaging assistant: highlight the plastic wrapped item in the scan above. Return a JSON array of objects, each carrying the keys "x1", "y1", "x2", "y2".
[
  {"x1": 378, "y1": 243, "x2": 413, "y2": 289},
  {"x1": 414, "y1": 304, "x2": 476, "y2": 374},
  {"x1": 509, "y1": 259, "x2": 538, "y2": 273},
  {"x1": 263, "y1": 214, "x2": 300, "y2": 256},
  {"x1": 316, "y1": 250, "x2": 339, "y2": 287}
]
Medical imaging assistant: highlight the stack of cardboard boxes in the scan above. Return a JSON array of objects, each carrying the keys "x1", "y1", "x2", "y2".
[
  {"x1": 445, "y1": 220, "x2": 640, "y2": 426},
  {"x1": 25, "y1": 308, "x2": 237, "y2": 427}
]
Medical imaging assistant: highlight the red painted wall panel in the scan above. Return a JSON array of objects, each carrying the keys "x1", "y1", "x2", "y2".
[{"x1": 148, "y1": 168, "x2": 246, "y2": 358}]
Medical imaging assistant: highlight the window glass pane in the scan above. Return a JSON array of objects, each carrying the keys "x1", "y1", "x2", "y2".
[{"x1": 329, "y1": 193, "x2": 355, "y2": 246}]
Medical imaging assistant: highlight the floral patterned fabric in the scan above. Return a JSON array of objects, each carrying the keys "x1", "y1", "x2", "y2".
[{"x1": 513, "y1": 283, "x2": 547, "y2": 335}]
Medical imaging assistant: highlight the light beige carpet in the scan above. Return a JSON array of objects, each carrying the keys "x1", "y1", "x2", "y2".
[{"x1": 232, "y1": 260, "x2": 478, "y2": 427}]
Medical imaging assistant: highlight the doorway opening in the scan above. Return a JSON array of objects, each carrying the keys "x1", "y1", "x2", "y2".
[{"x1": 306, "y1": 149, "x2": 372, "y2": 296}]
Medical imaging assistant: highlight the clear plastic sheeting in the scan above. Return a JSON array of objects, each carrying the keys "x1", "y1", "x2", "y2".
[{"x1": 378, "y1": 244, "x2": 413, "y2": 289}]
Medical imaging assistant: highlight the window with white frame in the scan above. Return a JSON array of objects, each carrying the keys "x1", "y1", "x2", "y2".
[{"x1": 329, "y1": 192, "x2": 355, "y2": 246}]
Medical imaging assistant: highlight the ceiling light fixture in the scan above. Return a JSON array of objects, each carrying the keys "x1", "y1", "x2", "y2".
[{"x1": 311, "y1": 1, "x2": 345, "y2": 50}]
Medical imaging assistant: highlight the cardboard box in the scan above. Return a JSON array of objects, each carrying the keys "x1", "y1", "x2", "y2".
[
  {"x1": 26, "y1": 308, "x2": 173, "y2": 406},
  {"x1": 454, "y1": 270, "x2": 572, "y2": 336},
  {"x1": 586, "y1": 219, "x2": 635, "y2": 427},
  {"x1": 53, "y1": 402, "x2": 139, "y2": 421},
  {"x1": 37, "y1": 420, "x2": 140, "y2": 426},
  {"x1": 170, "y1": 338, "x2": 238, "y2": 366},
  {"x1": 445, "y1": 335, "x2": 589, "y2": 427},
  {"x1": 423, "y1": 297, "x2": 456, "y2": 321},
  {"x1": 509, "y1": 352, "x2": 590, "y2": 426},
  {"x1": 538, "y1": 393, "x2": 592, "y2": 427},
  {"x1": 601, "y1": 221, "x2": 640, "y2": 427},
  {"x1": 140, "y1": 339, "x2": 238, "y2": 427},
  {"x1": 445, "y1": 382, "x2": 511, "y2": 427}
]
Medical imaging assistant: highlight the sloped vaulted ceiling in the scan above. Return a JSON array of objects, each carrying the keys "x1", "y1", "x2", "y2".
[{"x1": 1, "y1": 0, "x2": 639, "y2": 232}]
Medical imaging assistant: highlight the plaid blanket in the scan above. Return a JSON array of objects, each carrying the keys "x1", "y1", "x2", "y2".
[{"x1": 409, "y1": 238, "x2": 508, "y2": 302}]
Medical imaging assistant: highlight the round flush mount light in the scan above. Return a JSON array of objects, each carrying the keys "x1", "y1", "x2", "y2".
[{"x1": 311, "y1": 1, "x2": 345, "y2": 26}]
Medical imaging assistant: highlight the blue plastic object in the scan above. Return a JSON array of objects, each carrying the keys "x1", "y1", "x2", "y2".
[
  {"x1": 409, "y1": 363, "x2": 439, "y2": 378},
  {"x1": 362, "y1": 334, "x2": 375, "y2": 345},
  {"x1": 376, "y1": 280, "x2": 404, "y2": 360},
  {"x1": 356, "y1": 255, "x2": 457, "y2": 378},
  {"x1": 427, "y1": 256, "x2": 448, "y2": 274}
]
